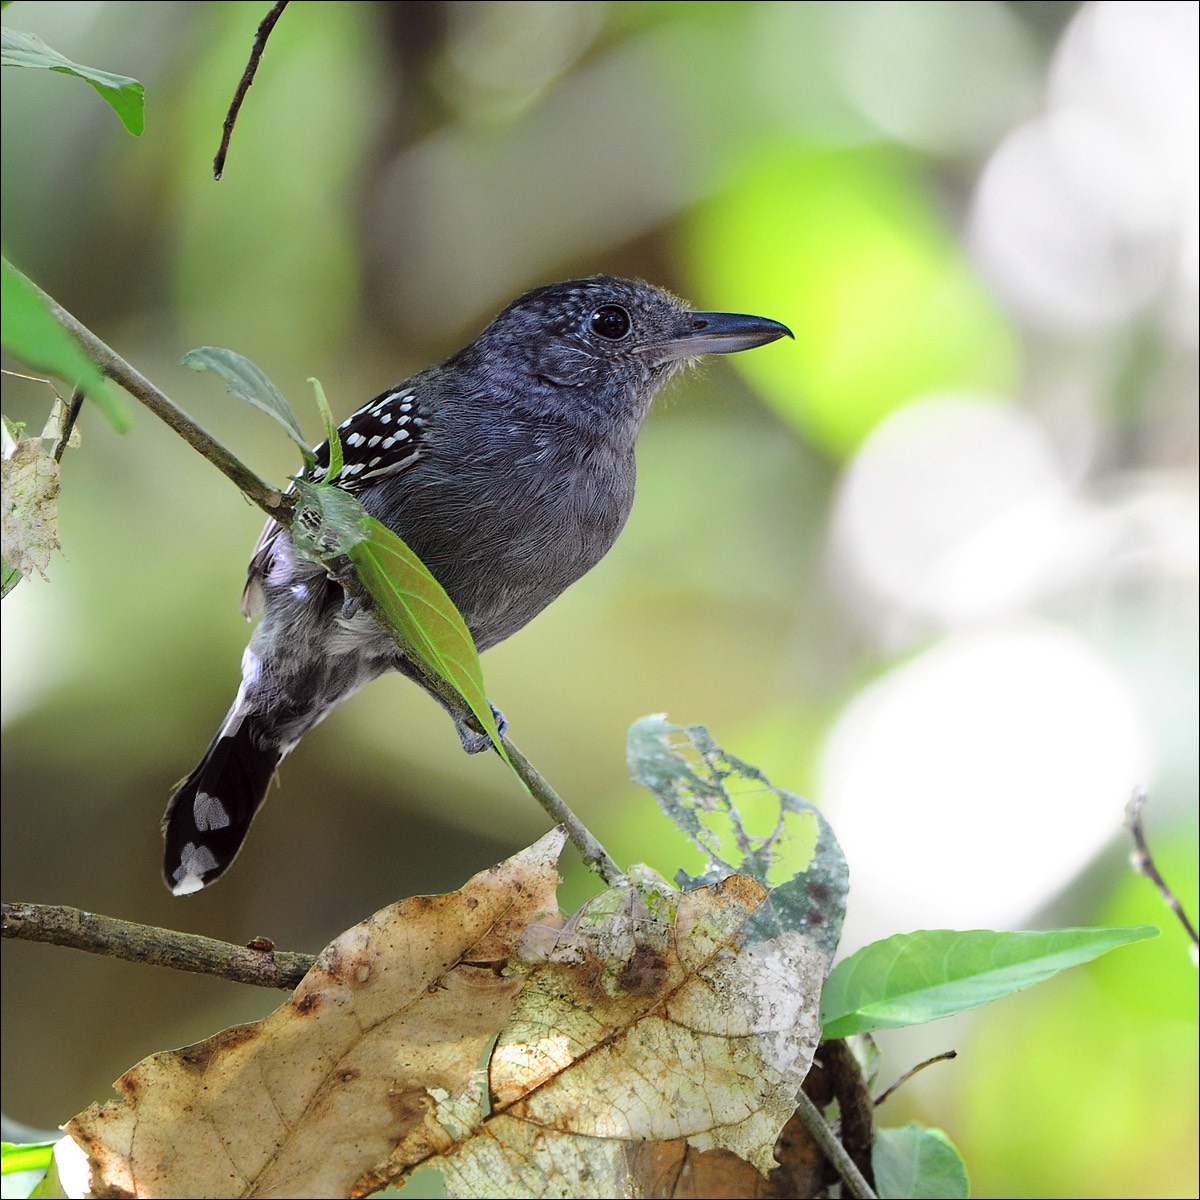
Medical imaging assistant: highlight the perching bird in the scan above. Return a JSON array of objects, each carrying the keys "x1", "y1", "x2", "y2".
[{"x1": 162, "y1": 276, "x2": 791, "y2": 894}]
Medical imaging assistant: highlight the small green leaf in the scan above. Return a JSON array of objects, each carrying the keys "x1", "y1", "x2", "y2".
[
  {"x1": 820, "y1": 926, "x2": 1159, "y2": 1038},
  {"x1": 873, "y1": 1124, "x2": 969, "y2": 1199},
  {"x1": 1, "y1": 28, "x2": 144, "y2": 135},
  {"x1": 289, "y1": 480, "x2": 506, "y2": 760},
  {"x1": 182, "y1": 347, "x2": 315, "y2": 470},
  {"x1": 1, "y1": 258, "x2": 128, "y2": 430},
  {"x1": 1, "y1": 558, "x2": 21, "y2": 598},
  {"x1": 2, "y1": 1140, "x2": 56, "y2": 1176},
  {"x1": 309, "y1": 377, "x2": 342, "y2": 481}
]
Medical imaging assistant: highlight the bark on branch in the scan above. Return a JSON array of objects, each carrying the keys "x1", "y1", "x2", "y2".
[{"x1": 2, "y1": 901, "x2": 314, "y2": 990}]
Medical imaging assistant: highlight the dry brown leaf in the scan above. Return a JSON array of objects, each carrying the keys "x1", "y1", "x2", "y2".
[
  {"x1": 65, "y1": 830, "x2": 566, "y2": 1200},
  {"x1": 495, "y1": 873, "x2": 825, "y2": 1169},
  {"x1": 372, "y1": 868, "x2": 828, "y2": 1196},
  {"x1": 428, "y1": 1109, "x2": 771, "y2": 1199}
]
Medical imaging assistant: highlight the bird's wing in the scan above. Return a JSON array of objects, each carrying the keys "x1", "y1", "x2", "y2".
[
  {"x1": 317, "y1": 383, "x2": 428, "y2": 491},
  {"x1": 241, "y1": 384, "x2": 431, "y2": 618}
]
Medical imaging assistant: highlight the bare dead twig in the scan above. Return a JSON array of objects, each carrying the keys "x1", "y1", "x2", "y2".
[
  {"x1": 874, "y1": 1050, "x2": 959, "y2": 1108},
  {"x1": 52, "y1": 390, "x2": 84, "y2": 463},
  {"x1": 1125, "y1": 788, "x2": 1198, "y2": 949},
  {"x1": 214, "y1": 0, "x2": 290, "y2": 179}
]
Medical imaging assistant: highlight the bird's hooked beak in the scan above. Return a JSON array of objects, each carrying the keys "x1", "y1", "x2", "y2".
[{"x1": 651, "y1": 310, "x2": 794, "y2": 363}]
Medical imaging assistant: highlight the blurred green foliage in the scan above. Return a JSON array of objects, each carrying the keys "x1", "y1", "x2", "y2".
[{"x1": 688, "y1": 142, "x2": 1020, "y2": 457}]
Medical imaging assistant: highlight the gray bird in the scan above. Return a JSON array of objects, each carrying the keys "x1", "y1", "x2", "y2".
[{"x1": 162, "y1": 276, "x2": 791, "y2": 894}]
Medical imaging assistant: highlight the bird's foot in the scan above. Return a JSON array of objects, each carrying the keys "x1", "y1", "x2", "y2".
[{"x1": 454, "y1": 703, "x2": 507, "y2": 755}]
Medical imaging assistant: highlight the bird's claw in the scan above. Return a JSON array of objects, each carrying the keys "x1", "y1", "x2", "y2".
[{"x1": 454, "y1": 703, "x2": 507, "y2": 755}]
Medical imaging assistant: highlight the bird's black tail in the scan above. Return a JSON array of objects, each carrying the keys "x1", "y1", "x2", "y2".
[{"x1": 161, "y1": 716, "x2": 282, "y2": 895}]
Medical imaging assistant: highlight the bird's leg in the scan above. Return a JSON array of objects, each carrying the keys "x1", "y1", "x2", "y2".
[
  {"x1": 393, "y1": 657, "x2": 506, "y2": 754},
  {"x1": 324, "y1": 553, "x2": 373, "y2": 620}
]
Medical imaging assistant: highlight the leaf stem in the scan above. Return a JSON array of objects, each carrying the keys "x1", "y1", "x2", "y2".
[{"x1": 1, "y1": 901, "x2": 313, "y2": 989}]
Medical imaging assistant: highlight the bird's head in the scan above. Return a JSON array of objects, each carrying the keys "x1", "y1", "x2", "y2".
[{"x1": 453, "y1": 275, "x2": 792, "y2": 436}]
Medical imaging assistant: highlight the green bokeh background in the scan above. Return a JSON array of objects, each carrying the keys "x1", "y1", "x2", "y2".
[{"x1": 2, "y1": 3, "x2": 1195, "y2": 1197}]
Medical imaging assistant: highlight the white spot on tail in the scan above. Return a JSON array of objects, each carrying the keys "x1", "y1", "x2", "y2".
[
  {"x1": 194, "y1": 791, "x2": 231, "y2": 831},
  {"x1": 171, "y1": 842, "x2": 220, "y2": 895}
]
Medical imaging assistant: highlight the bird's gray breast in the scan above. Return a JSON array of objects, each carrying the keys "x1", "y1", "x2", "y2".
[{"x1": 359, "y1": 413, "x2": 637, "y2": 651}]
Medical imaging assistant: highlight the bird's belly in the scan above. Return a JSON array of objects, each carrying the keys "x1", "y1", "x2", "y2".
[{"x1": 375, "y1": 476, "x2": 630, "y2": 651}]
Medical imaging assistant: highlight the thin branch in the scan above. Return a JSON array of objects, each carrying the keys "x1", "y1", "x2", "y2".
[
  {"x1": 23, "y1": 269, "x2": 289, "y2": 523},
  {"x1": 874, "y1": 1050, "x2": 958, "y2": 1108},
  {"x1": 791, "y1": 1087, "x2": 878, "y2": 1200},
  {"x1": 387, "y1": 647, "x2": 625, "y2": 886},
  {"x1": 1125, "y1": 788, "x2": 1198, "y2": 948},
  {"x1": 501, "y1": 735, "x2": 625, "y2": 886},
  {"x1": 214, "y1": 1, "x2": 290, "y2": 179},
  {"x1": 2, "y1": 901, "x2": 313, "y2": 989}
]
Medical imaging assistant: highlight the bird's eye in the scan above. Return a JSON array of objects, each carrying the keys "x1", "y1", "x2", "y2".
[{"x1": 589, "y1": 305, "x2": 632, "y2": 341}]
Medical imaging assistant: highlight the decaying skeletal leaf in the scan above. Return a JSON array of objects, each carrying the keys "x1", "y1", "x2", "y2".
[
  {"x1": 368, "y1": 867, "x2": 829, "y2": 1196},
  {"x1": 65, "y1": 830, "x2": 566, "y2": 1200},
  {"x1": 495, "y1": 872, "x2": 827, "y2": 1171},
  {"x1": 627, "y1": 717, "x2": 849, "y2": 958}
]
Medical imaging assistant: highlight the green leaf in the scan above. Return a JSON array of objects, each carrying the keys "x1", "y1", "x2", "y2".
[
  {"x1": 1, "y1": 28, "x2": 144, "y2": 135},
  {"x1": 1, "y1": 1141, "x2": 56, "y2": 1176},
  {"x1": 181, "y1": 347, "x2": 315, "y2": 470},
  {"x1": 820, "y1": 926, "x2": 1158, "y2": 1038},
  {"x1": 873, "y1": 1124, "x2": 970, "y2": 1199},
  {"x1": 289, "y1": 480, "x2": 506, "y2": 760},
  {"x1": 308, "y1": 376, "x2": 342, "y2": 480},
  {"x1": 1, "y1": 257, "x2": 129, "y2": 431},
  {"x1": 1, "y1": 558, "x2": 21, "y2": 598}
]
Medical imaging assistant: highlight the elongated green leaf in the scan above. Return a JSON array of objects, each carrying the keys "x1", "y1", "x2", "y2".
[
  {"x1": 873, "y1": 1124, "x2": 969, "y2": 1200},
  {"x1": 308, "y1": 377, "x2": 342, "y2": 480},
  {"x1": 289, "y1": 480, "x2": 505, "y2": 759},
  {"x1": 181, "y1": 347, "x2": 315, "y2": 469},
  {"x1": 350, "y1": 518, "x2": 505, "y2": 760},
  {"x1": 2, "y1": 1140, "x2": 55, "y2": 1176},
  {"x1": 1, "y1": 28, "x2": 144, "y2": 135},
  {"x1": 1, "y1": 258, "x2": 128, "y2": 430},
  {"x1": 821, "y1": 926, "x2": 1158, "y2": 1038}
]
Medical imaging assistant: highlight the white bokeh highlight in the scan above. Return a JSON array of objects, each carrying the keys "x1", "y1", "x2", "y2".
[
  {"x1": 970, "y1": 0, "x2": 1198, "y2": 337},
  {"x1": 831, "y1": 395, "x2": 1101, "y2": 629},
  {"x1": 821, "y1": 621, "x2": 1153, "y2": 946}
]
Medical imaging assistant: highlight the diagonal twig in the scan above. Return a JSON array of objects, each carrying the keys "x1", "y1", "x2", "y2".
[
  {"x1": 214, "y1": 1, "x2": 290, "y2": 180},
  {"x1": 22, "y1": 268, "x2": 289, "y2": 522}
]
